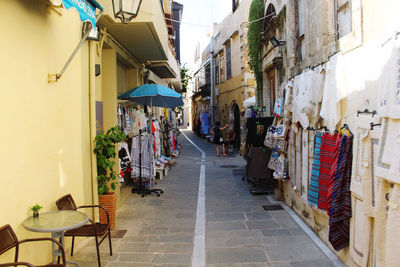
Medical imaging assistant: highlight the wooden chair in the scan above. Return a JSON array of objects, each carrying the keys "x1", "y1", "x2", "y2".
[
  {"x1": 0, "y1": 224, "x2": 66, "y2": 267},
  {"x1": 55, "y1": 194, "x2": 112, "y2": 267}
]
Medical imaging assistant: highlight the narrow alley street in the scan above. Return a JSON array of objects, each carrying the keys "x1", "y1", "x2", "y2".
[{"x1": 70, "y1": 130, "x2": 338, "y2": 267}]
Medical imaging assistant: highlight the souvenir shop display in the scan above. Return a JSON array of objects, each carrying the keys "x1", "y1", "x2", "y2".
[
  {"x1": 257, "y1": 59, "x2": 356, "y2": 251},
  {"x1": 245, "y1": 117, "x2": 274, "y2": 147},
  {"x1": 117, "y1": 84, "x2": 183, "y2": 197},
  {"x1": 246, "y1": 147, "x2": 275, "y2": 194},
  {"x1": 131, "y1": 130, "x2": 163, "y2": 197},
  {"x1": 118, "y1": 141, "x2": 131, "y2": 183},
  {"x1": 243, "y1": 116, "x2": 276, "y2": 194}
]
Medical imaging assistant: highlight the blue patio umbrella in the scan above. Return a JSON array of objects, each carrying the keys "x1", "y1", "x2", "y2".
[{"x1": 118, "y1": 84, "x2": 183, "y2": 108}]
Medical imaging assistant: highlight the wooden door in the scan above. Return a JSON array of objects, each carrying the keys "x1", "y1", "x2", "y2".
[{"x1": 267, "y1": 69, "x2": 276, "y2": 115}]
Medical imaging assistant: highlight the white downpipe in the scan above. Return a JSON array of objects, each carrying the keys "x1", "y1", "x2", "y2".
[{"x1": 89, "y1": 41, "x2": 99, "y2": 220}]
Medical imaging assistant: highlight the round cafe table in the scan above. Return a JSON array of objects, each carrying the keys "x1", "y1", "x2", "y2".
[{"x1": 23, "y1": 210, "x2": 89, "y2": 266}]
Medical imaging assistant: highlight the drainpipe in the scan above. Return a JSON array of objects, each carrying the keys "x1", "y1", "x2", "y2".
[
  {"x1": 89, "y1": 41, "x2": 99, "y2": 221},
  {"x1": 210, "y1": 39, "x2": 215, "y2": 125}
]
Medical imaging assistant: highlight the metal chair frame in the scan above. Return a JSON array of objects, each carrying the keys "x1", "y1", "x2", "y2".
[
  {"x1": 0, "y1": 224, "x2": 66, "y2": 267},
  {"x1": 55, "y1": 194, "x2": 112, "y2": 267}
]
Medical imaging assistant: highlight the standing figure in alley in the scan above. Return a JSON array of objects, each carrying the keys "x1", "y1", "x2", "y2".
[
  {"x1": 201, "y1": 110, "x2": 210, "y2": 138},
  {"x1": 225, "y1": 128, "x2": 236, "y2": 154},
  {"x1": 211, "y1": 121, "x2": 229, "y2": 156}
]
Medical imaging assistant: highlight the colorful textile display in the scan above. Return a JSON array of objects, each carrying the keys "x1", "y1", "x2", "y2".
[
  {"x1": 130, "y1": 134, "x2": 154, "y2": 188},
  {"x1": 329, "y1": 135, "x2": 353, "y2": 251},
  {"x1": 273, "y1": 97, "x2": 283, "y2": 117},
  {"x1": 117, "y1": 103, "x2": 147, "y2": 137},
  {"x1": 118, "y1": 141, "x2": 131, "y2": 172},
  {"x1": 151, "y1": 120, "x2": 161, "y2": 159},
  {"x1": 201, "y1": 112, "x2": 210, "y2": 135},
  {"x1": 318, "y1": 133, "x2": 341, "y2": 211},
  {"x1": 308, "y1": 131, "x2": 316, "y2": 201},
  {"x1": 308, "y1": 132, "x2": 322, "y2": 207}
]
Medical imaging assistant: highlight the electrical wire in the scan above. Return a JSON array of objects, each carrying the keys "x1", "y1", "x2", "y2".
[
  {"x1": 193, "y1": 48, "x2": 247, "y2": 74},
  {"x1": 139, "y1": 9, "x2": 275, "y2": 29},
  {"x1": 164, "y1": 12, "x2": 276, "y2": 28}
]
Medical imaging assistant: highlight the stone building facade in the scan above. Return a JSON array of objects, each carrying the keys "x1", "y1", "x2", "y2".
[
  {"x1": 260, "y1": 0, "x2": 400, "y2": 266},
  {"x1": 212, "y1": 0, "x2": 256, "y2": 146}
]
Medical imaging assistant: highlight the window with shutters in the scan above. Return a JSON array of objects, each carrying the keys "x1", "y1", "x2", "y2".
[
  {"x1": 215, "y1": 57, "x2": 220, "y2": 84},
  {"x1": 226, "y1": 42, "x2": 232, "y2": 79},
  {"x1": 263, "y1": 4, "x2": 276, "y2": 31},
  {"x1": 336, "y1": 0, "x2": 352, "y2": 39},
  {"x1": 297, "y1": 0, "x2": 306, "y2": 61},
  {"x1": 220, "y1": 53, "x2": 225, "y2": 83}
]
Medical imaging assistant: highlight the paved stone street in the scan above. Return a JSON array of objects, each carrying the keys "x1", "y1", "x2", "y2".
[{"x1": 70, "y1": 130, "x2": 336, "y2": 267}]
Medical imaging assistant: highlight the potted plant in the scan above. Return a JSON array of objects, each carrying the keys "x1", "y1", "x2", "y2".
[
  {"x1": 30, "y1": 204, "x2": 43, "y2": 217},
  {"x1": 93, "y1": 126, "x2": 126, "y2": 229}
]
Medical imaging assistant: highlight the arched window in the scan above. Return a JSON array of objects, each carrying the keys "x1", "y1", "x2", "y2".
[{"x1": 264, "y1": 4, "x2": 276, "y2": 31}]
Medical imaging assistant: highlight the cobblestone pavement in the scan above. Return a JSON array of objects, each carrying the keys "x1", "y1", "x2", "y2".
[{"x1": 69, "y1": 130, "x2": 336, "y2": 267}]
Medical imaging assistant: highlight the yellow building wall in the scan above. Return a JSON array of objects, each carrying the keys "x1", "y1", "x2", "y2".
[
  {"x1": 217, "y1": 74, "x2": 244, "y2": 125},
  {"x1": 0, "y1": 0, "x2": 94, "y2": 264}
]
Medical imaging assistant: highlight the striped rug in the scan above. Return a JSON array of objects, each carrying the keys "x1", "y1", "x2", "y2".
[
  {"x1": 318, "y1": 133, "x2": 341, "y2": 211},
  {"x1": 329, "y1": 135, "x2": 353, "y2": 251},
  {"x1": 308, "y1": 132, "x2": 323, "y2": 207}
]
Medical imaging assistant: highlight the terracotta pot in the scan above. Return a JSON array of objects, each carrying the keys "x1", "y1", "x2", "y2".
[{"x1": 98, "y1": 192, "x2": 116, "y2": 230}]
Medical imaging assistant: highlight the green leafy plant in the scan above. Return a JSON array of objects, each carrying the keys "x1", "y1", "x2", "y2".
[
  {"x1": 94, "y1": 126, "x2": 126, "y2": 195},
  {"x1": 30, "y1": 204, "x2": 43, "y2": 212},
  {"x1": 180, "y1": 64, "x2": 192, "y2": 93},
  {"x1": 247, "y1": 0, "x2": 265, "y2": 106}
]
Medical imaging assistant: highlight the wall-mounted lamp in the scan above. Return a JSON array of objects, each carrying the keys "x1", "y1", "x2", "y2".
[
  {"x1": 112, "y1": 0, "x2": 142, "y2": 23},
  {"x1": 269, "y1": 36, "x2": 286, "y2": 47}
]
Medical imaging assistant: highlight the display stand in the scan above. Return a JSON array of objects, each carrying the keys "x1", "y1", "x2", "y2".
[
  {"x1": 244, "y1": 117, "x2": 277, "y2": 194},
  {"x1": 131, "y1": 130, "x2": 164, "y2": 197}
]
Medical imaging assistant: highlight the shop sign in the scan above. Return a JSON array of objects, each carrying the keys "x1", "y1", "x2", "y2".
[
  {"x1": 96, "y1": 101, "x2": 103, "y2": 135},
  {"x1": 62, "y1": 0, "x2": 100, "y2": 27}
]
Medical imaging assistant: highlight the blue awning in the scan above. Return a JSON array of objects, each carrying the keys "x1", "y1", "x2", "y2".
[{"x1": 62, "y1": 0, "x2": 103, "y2": 27}]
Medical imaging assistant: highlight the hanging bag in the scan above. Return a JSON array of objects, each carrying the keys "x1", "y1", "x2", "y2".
[
  {"x1": 264, "y1": 125, "x2": 276, "y2": 148},
  {"x1": 273, "y1": 97, "x2": 283, "y2": 117},
  {"x1": 273, "y1": 154, "x2": 286, "y2": 179},
  {"x1": 272, "y1": 138, "x2": 288, "y2": 153},
  {"x1": 273, "y1": 118, "x2": 289, "y2": 139},
  {"x1": 268, "y1": 150, "x2": 281, "y2": 170}
]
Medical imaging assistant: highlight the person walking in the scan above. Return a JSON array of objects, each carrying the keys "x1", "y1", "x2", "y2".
[
  {"x1": 225, "y1": 128, "x2": 236, "y2": 153},
  {"x1": 211, "y1": 121, "x2": 229, "y2": 156}
]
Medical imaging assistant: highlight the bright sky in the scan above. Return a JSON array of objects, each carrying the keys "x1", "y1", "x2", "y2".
[{"x1": 177, "y1": 0, "x2": 232, "y2": 69}]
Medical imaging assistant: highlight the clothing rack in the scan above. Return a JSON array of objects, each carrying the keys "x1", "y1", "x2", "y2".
[{"x1": 131, "y1": 131, "x2": 164, "y2": 197}]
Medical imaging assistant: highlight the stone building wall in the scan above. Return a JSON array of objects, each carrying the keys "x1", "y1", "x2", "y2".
[{"x1": 261, "y1": 0, "x2": 400, "y2": 266}]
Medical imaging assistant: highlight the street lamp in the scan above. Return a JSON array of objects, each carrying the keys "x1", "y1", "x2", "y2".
[
  {"x1": 269, "y1": 36, "x2": 286, "y2": 47},
  {"x1": 112, "y1": 0, "x2": 142, "y2": 23}
]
